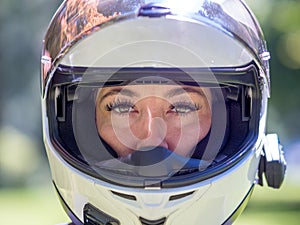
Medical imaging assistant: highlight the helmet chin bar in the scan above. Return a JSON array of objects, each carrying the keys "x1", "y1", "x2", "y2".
[
  {"x1": 54, "y1": 179, "x2": 255, "y2": 225},
  {"x1": 54, "y1": 180, "x2": 121, "y2": 225},
  {"x1": 258, "y1": 134, "x2": 286, "y2": 189}
]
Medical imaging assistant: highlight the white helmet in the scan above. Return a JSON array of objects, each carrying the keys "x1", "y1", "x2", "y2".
[{"x1": 41, "y1": 0, "x2": 286, "y2": 224}]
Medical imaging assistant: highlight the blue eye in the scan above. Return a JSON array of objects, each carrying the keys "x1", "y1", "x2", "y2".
[{"x1": 106, "y1": 100, "x2": 135, "y2": 114}]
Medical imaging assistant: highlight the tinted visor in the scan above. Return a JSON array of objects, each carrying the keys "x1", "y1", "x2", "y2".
[{"x1": 47, "y1": 63, "x2": 260, "y2": 187}]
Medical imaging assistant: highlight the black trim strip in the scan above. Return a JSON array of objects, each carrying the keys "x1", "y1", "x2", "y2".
[
  {"x1": 52, "y1": 62, "x2": 258, "y2": 88},
  {"x1": 222, "y1": 185, "x2": 255, "y2": 225},
  {"x1": 140, "y1": 216, "x2": 166, "y2": 225},
  {"x1": 53, "y1": 181, "x2": 84, "y2": 225}
]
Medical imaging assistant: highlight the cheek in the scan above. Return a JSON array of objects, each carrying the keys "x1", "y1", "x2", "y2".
[
  {"x1": 164, "y1": 117, "x2": 198, "y2": 151},
  {"x1": 96, "y1": 109, "x2": 130, "y2": 156},
  {"x1": 97, "y1": 118, "x2": 115, "y2": 147},
  {"x1": 97, "y1": 110, "x2": 142, "y2": 156},
  {"x1": 165, "y1": 125, "x2": 200, "y2": 157},
  {"x1": 97, "y1": 121, "x2": 134, "y2": 157},
  {"x1": 198, "y1": 112, "x2": 212, "y2": 139},
  {"x1": 165, "y1": 112, "x2": 212, "y2": 154}
]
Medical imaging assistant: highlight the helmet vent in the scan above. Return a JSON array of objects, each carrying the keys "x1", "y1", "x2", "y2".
[
  {"x1": 140, "y1": 217, "x2": 166, "y2": 225},
  {"x1": 111, "y1": 190, "x2": 137, "y2": 201},
  {"x1": 169, "y1": 191, "x2": 195, "y2": 201}
]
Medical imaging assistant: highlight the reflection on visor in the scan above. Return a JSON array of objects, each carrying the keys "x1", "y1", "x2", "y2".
[
  {"x1": 49, "y1": 64, "x2": 259, "y2": 187},
  {"x1": 71, "y1": 78, "x2": 228, "y2": 185}
]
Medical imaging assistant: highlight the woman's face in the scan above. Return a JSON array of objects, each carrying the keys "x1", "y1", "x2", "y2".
[{"x1": 96, "y1": 84, "x2": 212, "y2": 157}]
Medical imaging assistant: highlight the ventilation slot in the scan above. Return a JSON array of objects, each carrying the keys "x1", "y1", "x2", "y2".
[
  {"x1": 169, "y1": 191, "x2": 195, "y2": 201},
  {"x1": 111, "y1": 191, "x2": 137, "y2": 201},
  {"x1": 140, "y1": 217, "x2": 166, "y2": 225}
]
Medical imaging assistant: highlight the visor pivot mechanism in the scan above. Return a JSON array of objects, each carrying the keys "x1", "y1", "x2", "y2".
[{"x1": 258, "y1": 134, "x2": 286, "y2": 188}]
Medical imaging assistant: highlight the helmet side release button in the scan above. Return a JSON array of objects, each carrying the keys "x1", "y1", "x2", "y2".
[
  {"x1": 138, "y1": 3, "x2": 171, "y2": 17},
  {"x1": 258, "y1": 134, "x2": 287, "y2": 188}
]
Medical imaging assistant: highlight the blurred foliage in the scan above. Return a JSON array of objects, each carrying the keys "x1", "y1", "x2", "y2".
[
  {"x1": 246, "y1": 0, "x2": 300, "y2": 143},
  {"x1": 0, "y1": 0, "x2": 63, "y2": 187},
  {"x1": 0, "y1": 0, "x2": 299, "y2": 188},
  {"x1": 0, "y1": 186, "x2": 71, "y2": 225},
  {"x1": 0, "y1": 127, "x2": 39, "y2": 186},
  {"x1": 237, "y1": 182, "x2": 300, "y2": 225}
]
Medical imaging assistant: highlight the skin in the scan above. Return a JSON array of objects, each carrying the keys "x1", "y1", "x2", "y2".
[{"x1": 96, "y1": 84, "x2": 212, "y2": 158}]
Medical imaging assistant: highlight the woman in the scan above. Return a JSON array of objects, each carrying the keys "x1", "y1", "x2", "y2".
[{"x1": 96, "y1": 83, "x2": 212, "y2": 158}]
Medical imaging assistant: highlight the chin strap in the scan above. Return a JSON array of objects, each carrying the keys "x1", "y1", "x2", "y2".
[{"x1": 258, "y1": 133, "x2": 286, "y2": 188}]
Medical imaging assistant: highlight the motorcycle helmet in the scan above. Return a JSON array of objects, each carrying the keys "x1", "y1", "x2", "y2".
[{"x1": 41, "y1": 0, "x2": 286, "y2": 224}]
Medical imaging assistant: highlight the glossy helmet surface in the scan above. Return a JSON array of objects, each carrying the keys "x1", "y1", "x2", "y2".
[{"x1": 41, "y1": 0, "x2": 286, "y2": 224}]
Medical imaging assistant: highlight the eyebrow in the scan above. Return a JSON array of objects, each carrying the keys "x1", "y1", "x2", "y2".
[
  {"x1": 98, "y1": 86, "x2": 207, "y2": 104},
  {"x1": 166, "y1": 87, "x2": 206, "y2": 98},
  {"x1": 98, "y1": 88, "x2": 139, "y2": 103}
]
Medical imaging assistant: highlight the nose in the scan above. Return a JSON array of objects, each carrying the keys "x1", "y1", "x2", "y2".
[{"x1": 132, "y1": 104, "x2": 168, "y2": 150}]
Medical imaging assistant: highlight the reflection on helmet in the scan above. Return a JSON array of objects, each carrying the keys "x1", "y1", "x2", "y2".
[{"x1": 41, "y1": 1, "x2": 285, "y2": 225}]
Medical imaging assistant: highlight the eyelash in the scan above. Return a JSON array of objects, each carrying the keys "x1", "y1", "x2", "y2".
[
  {"x1": 105, "y1": 99, "x2": 201, "y2": 115},
  {"x1": 105, "y1": 99, "x2": 135, "y2": 114},
  {"x1": 169, "y1": 101, "x2": 200, "y2": 115}
]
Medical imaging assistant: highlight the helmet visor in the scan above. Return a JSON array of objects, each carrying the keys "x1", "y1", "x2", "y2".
[{"x1": 47, "y1": 64, "x2": 259, "y2": 187}]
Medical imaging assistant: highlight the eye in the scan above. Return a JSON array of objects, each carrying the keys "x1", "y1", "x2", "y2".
[
  {"x1": 106, "y1": 100, "x2": 136, "y2": 114},
  {"x1": 169, "y1": 102, "x2": 200, "y2": 114}
]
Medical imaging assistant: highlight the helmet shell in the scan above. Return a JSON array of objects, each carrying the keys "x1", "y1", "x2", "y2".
[{"x1": 41, "y1": 1, "x2": 274, "y2": 224}]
